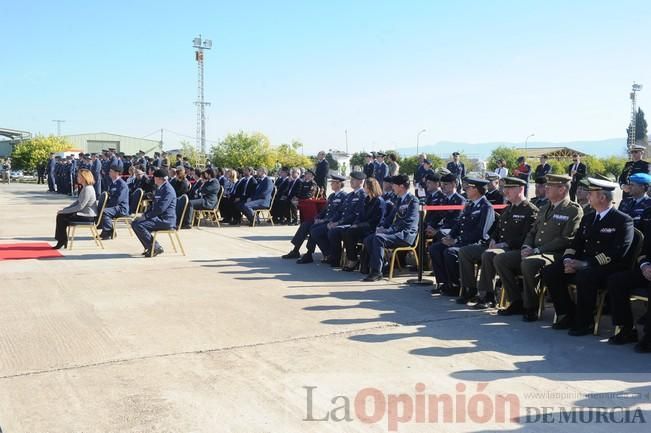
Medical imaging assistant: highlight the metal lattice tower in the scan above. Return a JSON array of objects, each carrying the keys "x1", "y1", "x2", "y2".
[
  {"x1": 193, "y1": 35, "x2": 212, "y2": 154},
  {"x1": 629, "y1": 82, "x2": 643, "y2": 149}
]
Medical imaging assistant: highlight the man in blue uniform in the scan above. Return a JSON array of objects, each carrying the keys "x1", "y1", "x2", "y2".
[
  {"x1": 90, "y1": 153, "x2": 102, "y2": 197},
  {"x1": 99, "y1": 165, "x2": 130, "y2": 239},
  {"x1": 618, "y1": 172, "x2": 651, "y2": 229},
  {"x1": 131, "y1": 168, "x2": 177, "y2": 257},
  {"x1": 447, "y1": 152, "x2": 466, "y2": 191},
  {"x1": 308, "y1": 172, "x2": 366, "y2": 264},
  {"x1": 362, "y1": 174, "x2": 419, "y2": 282},
  {"x1": 543, "y1": 177, "x2": 634, "y2": 336},
  {"x1": 429, "y1": 177, "x2": 495, "y2": 296},
  {"x1": 374, "y1": 152, "x2": 389, "y2": 185},
  {"x1": 283, "y1": 174, "x2": 347, "y2": 261},
  {"x1": 241, "y1": 167, "x2": 274, "y2": 226}
]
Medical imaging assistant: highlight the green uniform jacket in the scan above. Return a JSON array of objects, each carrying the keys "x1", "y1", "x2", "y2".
[{"x1": 523, "y1": 197, "x2": 583, "y2": 254}]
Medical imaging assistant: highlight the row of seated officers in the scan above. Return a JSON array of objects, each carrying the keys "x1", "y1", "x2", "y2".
[{"x1": 281, "y1": 170, "x2": 651, "y2": 354}]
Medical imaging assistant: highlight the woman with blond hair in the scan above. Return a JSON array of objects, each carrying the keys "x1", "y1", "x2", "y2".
[{"x1": 53, "y1": 169, "x2": 98, "y2": 249}]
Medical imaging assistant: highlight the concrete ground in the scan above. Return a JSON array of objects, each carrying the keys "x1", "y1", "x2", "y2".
[{"x1": 0, "y1": 183, "x2": 649, "y2": 433}]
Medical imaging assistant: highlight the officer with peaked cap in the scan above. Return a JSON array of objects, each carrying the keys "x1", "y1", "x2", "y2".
[
  {"x1": 531, "y1": 176, "x2": 549, "y2": 209},
  {"x1": 374, "y1": 152, "x2": 389, "y2": 184},
  {"x1": 429, "y1": 177, "x2": 495, "y2": 296},
  {"x1": 458, "y1": 177, "x2": 538, "y2": 309},
  {"x1": 543, "y1": 177, "x2": 633, "y2": 335},
  {"x1": 619, "y1": 143, "x2": 650, "y2": 199},
  {"x1": 618, "y1": 172, "x2": 651, "y2": 228},
  {"x1": 484, "y1": 172, "x2": 505, "y2": 205},
  {"x1": 494, "y1": 174, "x2": 583, "y2": 321}
]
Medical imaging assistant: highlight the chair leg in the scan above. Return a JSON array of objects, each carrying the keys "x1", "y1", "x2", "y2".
[
  {"x1": 92, "y1": 226, "x2": 104, "y2": 249},
  {"x1": 112, "y1": 222, "x2": 117, "y2": 239},
  {"x1": 594, "y1": 290, "x2": 607, "y2": 336},
  {"x1": 168, "y1": 232, "x2": 178, "y2": 253},
  {"x1": 68, "y1": 226, "x2": 75, "y2": 250},
  {"x1": 499, "y1": 286, "x2": 507, "y2": 308},
  {"x1": 268, "y1": 211, "x2": 274, "y2": 226},
  {"x1": 175, "y1": 232, "x2": 186, "y2": 256},
  {"x1": 252, "y1": 212, "x2": 257, "y2": 228},
  {"x1": 538, "y1": 285, "x2": 547, "y2": 318},
  {"x1": 388, "y1": 250, "x2": 396, "y2": 281}
]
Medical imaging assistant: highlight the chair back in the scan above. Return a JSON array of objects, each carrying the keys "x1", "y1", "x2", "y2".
[
  {"x1": 95, "y1": 192, "x2": 109, "y2": 228},
  {"x1": 130, "y1": 188, "x2": 145, "y2": 214},
  {"x1": 175, "y1": 194, "x2": 190, "y2": 230},
  {"x1": 625, "y1": 228, "x2": 645, "y2": 270},
  {"x1": 213, "y1": 187, "x2": 224, "y2": 210},
  {"x1": 268, "y1": 187, "x2": 278, "y2": 209}
]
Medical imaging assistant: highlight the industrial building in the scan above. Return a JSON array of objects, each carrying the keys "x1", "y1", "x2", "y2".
[{"x1": 63, "y1": 132, "x2": 162, "y2": 155}]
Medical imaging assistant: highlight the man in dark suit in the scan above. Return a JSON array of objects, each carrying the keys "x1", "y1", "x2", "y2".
[
  {"x1": 230, "y1": 167, "x2": 257, "y2": 225},
  {"x1": 363, "y1": 153, "x2": 375, "y2": 179},
  {"x1": 315, "y1": 151, "x2": 329, "y2": 194},
  {"x1": 534, "y1": 155, "x2": 552, "y2": 179},
  {"x1": 241, "y1": 167, "x2": 274, "y2": 226},
  {"x1": 184, "y1": 168, "x2": 221, "y2": 228},
  {"x1": 271, "y1": 167, "x2": 290, "y2": 223},
  {"x1": 567, "y1": 153, "x2": 587, "y2": 201},
  {"x1": 46, "y1": 153, "x2": 57, "y2": 191},
  {"x1": 99, "y1": 165, "x2": 130, "y2": 239},
  {"x1": 543, "y1": 177, "x2": 634, "y2": 336},
  {"x1": 362, "y1": 174, "x2": 419, "y2": 282},
  {"x1": 447, "y1": 152, "x2": 466, "y2": 191},
  {"x1": 131, "y1": 168, "x2": 177, "y2": 257}
]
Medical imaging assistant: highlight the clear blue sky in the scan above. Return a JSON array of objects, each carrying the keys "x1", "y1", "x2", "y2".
[{"x1": 1, "y1": 0, "x2": 650, "y2": 154}]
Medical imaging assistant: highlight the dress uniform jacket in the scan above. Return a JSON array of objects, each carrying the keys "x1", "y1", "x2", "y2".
[
  {"x1": 618, "y1": 159, "x2": 650, "y2": 186},
  {"x1": 106, "y1": 177, "x2": 130, "y2": 215},
  {"x1": 449, "y1": 196, "x2": 495, "y2": 246},
  {"x1": 319, "y1": 190, "x2": 348, "y2": 222},
  {"x1": 315, "y1": 159, "x2": 329, "y2": 189},
  {"x1": 530, "y1": 196, "x2": 548, "y2": 209},
  {"x1": 337, "y1": 188, "x2": 367, "y2": 225},
  {"x1": 426, "y1": 191, "x2": 465, "y2": 230},
  {"x1": 296, "y1": 179, "x2": 317, "y2": 199},
  {"x1": 380, "y1": 191, "x2": 398, "y2": 228},
  {"x1": 523, "y1": 198, "x2": 583, "y2": 255},
  {"x1": 374, "y1": 162, "x2": 388, "y2": 185},
  {"x1": 384, "y1": 193, "x2": 420, "y2": 246},
  {"x1": 618, "y1": 195, "x2": 651, "y2": 228},
  {"x1": 485, "y1": 188, "x2": 505, "y2": 205},
  {"x1": 144, "y1": 181, "x2": 177, "y2": 228},
  {"x1": 491, "y1": 200, "x2": 538, "y2": 249},
  {"x1": 363, "y1": 163, "x2": 375, "y2": 179},
  {"x1": 563, "y1": 208, "x2": 634, "y2": 268},
  {"x1": 534, "y1": 163, "x2": 552, "y2": 178}
]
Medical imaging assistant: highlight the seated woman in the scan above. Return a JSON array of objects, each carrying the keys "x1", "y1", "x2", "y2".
[
  {"x1": 53, "y1": 168, "x2": 98, "y2": 249},
  {"x1": 336, "y1": 177, "x2": 386, "y2": 271}
]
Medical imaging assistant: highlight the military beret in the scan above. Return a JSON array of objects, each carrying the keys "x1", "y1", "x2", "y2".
[
  {"x1": 534, "y1": 176, "x2": 547, "y2": 184},
  {"x1": 440, "y1": 173, "x2": 456, "y2": 183},
  {"x1": 391, "y1": 174, "x2": 410, "y2": 186},
  {"x1": 485, "y1": 172, "x2": 500, "y2": 181},
  {"x1": 109, "y1": 165, "x2": 122, "y2": 172},
  {"x1": 580, "y1": 177, "x2": 618, "y2": 191},
  {"x1": 153, "y1": 168, "x2": 169, "y2": 178},
  {"x1": 629, "y1": 173, "x2": 651, "y2": 185},
  {"x1": 545, "y1": 174, "x2": 572, "y2": 184},
  {"x1": 502, "y1": 176, "x2": 527, "y2": 187},
  {"x1": 350, "y1": 171, "x2": 366, "y2": 180},
  {"x1": 329, "y1": 174, "x2": 346, "y2": 182},
  {"x1": 462, "y1": 177, "x2": 489, "y2": 187},
  {"x1": 425, "y1": 173, "x2": 440, "y2": 182}
]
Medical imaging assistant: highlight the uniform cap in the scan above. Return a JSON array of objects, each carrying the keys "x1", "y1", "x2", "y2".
[
  {"x1": 329, "y1": 174, "x2": 346, "y2": 182},
  {"x1": 502, "y1": 176, "x2": 527, "y2": 187},
  {"x1": 390, "y1": 174, "x2": 410, "y2": 186},
  {"x1": 485, "y1": 172, "x2": 500, "y2": 181},
  {"x1": 580, "y1": 177, "x2": 618, "y2": 191},
  {"x1": 628, "y1": 173, "x2": 651, "y2": 185},
  {"x1": 440, "y1": 173, "x2": 456, "y2": 183},
  {"x1": 425, "y1": 173, "x2": 440, "y2": 182},
  {"x1": 350, "y1": 171, "x2": 366, "y2": 181},
  {"x1": 545, "y1": 174, "x2": 572, "y2": 185},
  {"x1": 462, "y1": 177, "x2": 489, "y2": 188}
]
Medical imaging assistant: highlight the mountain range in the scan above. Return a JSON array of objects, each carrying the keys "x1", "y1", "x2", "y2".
[{"x1": 396, "y1": 138, "x2": 629, "y2": 160}]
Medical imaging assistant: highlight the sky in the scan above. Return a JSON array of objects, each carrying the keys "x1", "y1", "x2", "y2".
[{"x1": 2, "y1": 0, "x2": 650, "y2": 155}]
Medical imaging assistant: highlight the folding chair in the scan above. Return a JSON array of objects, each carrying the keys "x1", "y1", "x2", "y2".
[
  {"x1": 150, "y1": 194, "x2": 189, "y2": 257},
  {"x1": 251, "y1": 187, "x2": 278, "y2": 227},
  {"x1": 193, "y1": 188, "x2": 224, "y2": 228},
  {"x1": 112, "y1": 188, "x2": 144, "y2": 238},
  {"x1": 385, "y1": 234, "x2": 419, "y2": 281},
  {"x1": 68, "y1": 191, "x2": 108, "y2": 250}
]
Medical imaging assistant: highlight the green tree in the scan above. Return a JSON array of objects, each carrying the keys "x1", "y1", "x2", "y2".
[
  {"x1": 582, "y1": 155, "x2": 605, "y2": 175},
  {"x1": 349, "y1": 151, "x2": 367, "y2": 169},
  {"x1": 601, "y1": 155, "x2": 627, "y2": 178},
  {"x1": 179, "y1": 141, "x2": 205, "y2": 168},
  {"x1": 273, "y1": 142, "x2": 313, "y2": 170},
  {"x1": 11, "y1": 135, "x2": 72, "y2": 171},
  {"x1": 627, "y1": 108, "x2": 649, "y2": 145},
  {"x1": 487, "y1": 146, "x2": 521, "y2": 172},
  {"x1": 325, "y1": 152, "x2": 339, "y2": 171},
  {"x1": 210, "y1": 131, "x2": 276, "y2": 169},
  {"x1": 547, "y1": 159, "x2": 567, "y2": 176}
]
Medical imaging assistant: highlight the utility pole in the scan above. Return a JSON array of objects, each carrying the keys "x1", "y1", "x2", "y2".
[
  {"x1": 52, "y1": 120, "x2": 65, "y2": 136},
  {"x1": 193, "y1": 35, "x2": 212, "y2": 155},
  {"x1": 345, "y1": 129, "x2": 349, "y2": 154},
  {"x1": 629, "y1": 82, "x2": 643, "y2": 150}
]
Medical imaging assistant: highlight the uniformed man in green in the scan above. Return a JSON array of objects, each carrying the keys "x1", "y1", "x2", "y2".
[
  {"x1": 494, "y1": 174, "x2": 583, "y2": 321},
  {"x1": 458, "y1": 177, "x2": 538, "y2": 309}
]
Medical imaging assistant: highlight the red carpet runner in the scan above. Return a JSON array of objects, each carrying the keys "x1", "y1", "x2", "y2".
[{"x1": 0, "y1": 242, "x2": 63, "y2": 260}]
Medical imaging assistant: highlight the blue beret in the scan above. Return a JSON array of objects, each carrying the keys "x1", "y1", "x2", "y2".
[{"x1": 629, "y1": 173, "x2": 651, "y2": 185}]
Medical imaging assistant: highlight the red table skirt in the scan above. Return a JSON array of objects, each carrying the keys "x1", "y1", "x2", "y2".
[{"x1": 297, "y1": 199, "x2": 327, "y2": 223}]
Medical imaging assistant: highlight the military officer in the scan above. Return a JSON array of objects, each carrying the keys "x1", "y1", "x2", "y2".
[
  {"x1": 425, "y1": 173, "x2": 465, "y2": 242},
  {"x1": 362, "y1": 174, "x2": 419, "y2": 282},
  {"x1": 607, "y1": 206, "x2": 651, "y2": 352},
  {"x1": 458, "y1": 177, "x2": 538, "y2": 309},
  {"x1": 296, "y1": 169, "x2": 318, "y2": 200},
  {"x1": 485, "y1": 172, "x2": 505, "y2": 205},
  {"x1": 494, "y1": 174, "x2": 583, "y2": 320},
  {"x1": 618, "y1": 172, "x2": 651, "y2": 228},
  {"x1": 374, "y1": 152, "x2": 389, "y2": 184},
  {"x1": 429, "y1": 177, "x2": 495, "y2": 297},
  {"x1": 363, "y1": 153, "x2": 375, "y2": 179},
  {"x1": 530, "y1": 176, "x2": 549, "y2": 209},
  {"x1": 99, "y1": 165, "x2": 130, "y2": 239},
  {"x1": 543, "y1": 177, "x2": 634, "y2": 336},
  {"x1": 447, "y1": 152, "x2": 466, "y2": 191},
  {"x1": 619, "y1": 143, "x2": 650, "y2": 199},
  {"x1": 534, "y1": 155, "x2": 552, "y2": 179},
  {"x1": 308, "y1": 172, "x2": 366, "y2": 264},
  {"x1": 282, "y1": 174, "x2": 347, "y2": 260}
]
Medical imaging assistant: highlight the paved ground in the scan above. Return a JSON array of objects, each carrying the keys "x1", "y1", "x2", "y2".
[{"x1": 0, "y1": 183, "x2": 649, "y2": 433}]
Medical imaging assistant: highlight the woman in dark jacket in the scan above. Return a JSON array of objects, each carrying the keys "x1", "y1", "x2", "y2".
[
  {"x1": 340, "y1": 177, "x2": 386, "y2": 271},
  {"x1": 170, "y1": 166, "x2": 191, "y2": 197}
]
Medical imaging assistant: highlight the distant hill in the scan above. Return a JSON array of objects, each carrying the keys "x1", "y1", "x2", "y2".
[{"x1": 397, "y1": 138, "x2": 629, "y2": 160}]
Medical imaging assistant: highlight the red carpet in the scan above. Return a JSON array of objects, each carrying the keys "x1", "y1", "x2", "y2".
[{"x1": 0, "y1": 242, "x2": 63, "y2": 260}]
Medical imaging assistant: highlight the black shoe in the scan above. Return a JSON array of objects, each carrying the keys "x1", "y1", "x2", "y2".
[
  {"x1": 181, "y1": 225, "x2": 192, "y2": 230},
  {"x1": 296, "y1": 254, "x2": 314, "y2": 264},
  {"x1": 568, "y1": 324, "x2": 594, "y2": 336},
  {"x1": 522, "y1": 309, "x2": 539, "y2": 322},
  {"x1": 497, "y1": 301, "x2": 524, "y2": 316},
  {"x1": 472, "y1": 295, "x2": 496, "y2": 310},
  {"x1": 441, "y1": 284, "x2": 459, "y2": 296},
  {"x1": 99, "y1": 234, "x2": 112, "y2": 240},
  {"x1": 282, "y1": 250, "x2": 300, "y2": 259},
  {"x1": 362, "y1": 273, "x2": 383, "y2": 282},
  {"x1": 552, "y1": 315, "x2": 573, "y2": 330},
  {"x1": 634, "y1": 338, "x2": 651, "y2": 353},
  {"x1": 53, "y1": 241, "x2": 67, "y2": 250},
  {"x1": 608, "y1": 329, "x2": 638, "y2": 345},
  {"x1": 431, "y1": 284, "x2": 442, "y2": 295},
  {"x1": 456, "y1": 293, "x2": 475, "y2": 305},
  {"x1": 142, "y1": 250, "x2": 150, "y2": 256},
  {"x1": 145, "y1": 248, "x2": 164, "y2": 257},
  {"x1": 229, "y1": 220, "x2": 241, "y2": 226}
]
